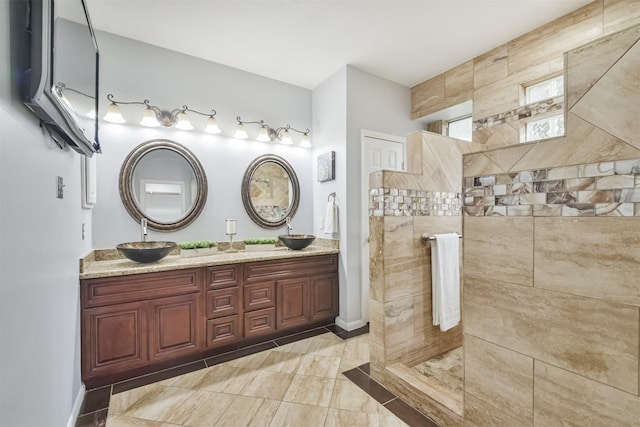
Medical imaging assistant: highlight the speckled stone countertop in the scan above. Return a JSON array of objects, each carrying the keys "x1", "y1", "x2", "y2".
[{"x1": 80, "y1": 239, "x2": 339, "y2": 280}]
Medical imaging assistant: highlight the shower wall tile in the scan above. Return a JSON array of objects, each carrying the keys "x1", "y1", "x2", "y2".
[
  {"x1": 463, "y1": 153, "x2": 504, "y2": 178},
  {"x1": 534, "y1": 361, "x2": 640, "y2": 426},
  {"x1": 382, "y1": 217, "x2": 413, "y2": 259},
  {"x1": 566, "y1": 16, "x2": 640, "y2": 108},
  {"x1": 463, "y1": 217, "x2": 533, "y2": 286},
  {"x1": 368, "y1": 216, "x2": 384, "y2": 303},
  {"x1": 473, "y1": 44, "x2": 509, "y2": 88},
  {"x1": 534, "y1": 217, "x2": 640, "y2": 307},
  {"x1": 464, "y1": 392, "x2": 529, "y2": 427},
  {"x1": 570, "y1": 41, "x2": 640, "y2": 149},
  {"x1": 464, "y1": 275, "x2": 639, "y2": 394},
  {"x1": 507, "y1": 1, "x2": 602, "y2": 74},
  {"x1": 603, "y1": 0, "x2": 640, "y2": 35},
  {"x1": 482, "y1": 142, "x2": 532, "y2": 171},
  {"x1": 465, "y1": 336, "x2": 533, "y2": 423}
]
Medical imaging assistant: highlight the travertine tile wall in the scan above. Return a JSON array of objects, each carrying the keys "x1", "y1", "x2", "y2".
[
  {"x1": 369, "y1": 132, "x2": 481, "y2": 426},
  {"x1": 411, "y1": 0, "x2": 640, "y2": 148},
  {"x1": 462, "y1": 25, "x2": 640, "y2": 426}
]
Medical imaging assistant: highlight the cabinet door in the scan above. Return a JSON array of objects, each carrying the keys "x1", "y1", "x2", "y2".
[
  {"x1": 276, "y1": 277, "x2": 309, "y2": 330},
  {"x1": 148, "y1": 293, "x2": 202, "y2": 362},
  {"x1": 82, "y1": 301, "x2": 148, "y2": 378},
  {"x1": 310, "y1": 274, "x2": 338, "y2": 322}
]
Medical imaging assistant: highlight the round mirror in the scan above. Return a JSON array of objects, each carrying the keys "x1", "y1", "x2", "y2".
[
  {"x1": 119, "y1": 139, "x2": 207, "y2": 231},
  {"x1": 242, "y1": 154, "x2": 300, "y2": 229}
]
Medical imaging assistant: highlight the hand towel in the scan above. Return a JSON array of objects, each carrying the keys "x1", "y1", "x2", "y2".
[
  {"x1": 323, "y1": 200, "x2": 338, "y2": 234},
  {"x1": 430, "y1": 233, "x2": 460, "y2": 332}
]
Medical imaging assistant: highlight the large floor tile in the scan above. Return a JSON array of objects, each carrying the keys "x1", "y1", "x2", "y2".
[
  {"x1": 269, "y1": 402, "x2": 328, "y2": 427},
  {"x1": 283, "y1": 375, "x2": 336, "y2": 407},
  {"x1": 212, "y1": 395, "x2": 280, "y2": 427}
]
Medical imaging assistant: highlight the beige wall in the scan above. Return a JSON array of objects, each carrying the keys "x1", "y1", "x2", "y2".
[
  {"x1": 462, "y1": 24, "x2": 640, "y2": 426},
  {"x1": 369, "y1": 132, "x2": 482, "y2": 426},
  {"x1": 411, "y1": 0, "x2": 640, "y2": 148}
]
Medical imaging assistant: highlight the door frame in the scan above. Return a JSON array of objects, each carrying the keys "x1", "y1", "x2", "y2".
[{"x1": 360, "y1": 129, "x2": 406, "y2": 324}]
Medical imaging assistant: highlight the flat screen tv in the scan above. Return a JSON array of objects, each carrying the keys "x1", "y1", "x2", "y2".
[{"x1": 22, "y1": 0, "x2": 101, "y2": 156}]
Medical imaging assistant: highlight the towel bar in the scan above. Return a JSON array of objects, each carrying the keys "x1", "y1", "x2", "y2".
[{"x1": 421, "y1": 232, "x2": 462, "y2": 242}]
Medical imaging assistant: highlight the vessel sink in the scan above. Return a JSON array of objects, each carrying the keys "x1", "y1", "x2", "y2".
[
  {"x1": 116, "y1": 241, "x2": 178, "y2": 263},
  {"x1": 278, "y1": 234, "x2": 316, "y2": 250}
]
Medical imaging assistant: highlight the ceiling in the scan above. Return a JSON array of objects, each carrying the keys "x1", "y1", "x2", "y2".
[{"x1": 84, "y1": 0, "x2": 593, "y2": 90}]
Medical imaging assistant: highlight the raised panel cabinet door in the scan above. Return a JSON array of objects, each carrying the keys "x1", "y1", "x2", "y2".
[
  {"x1": 310, "y1": 273, "x2": 339, "y2": 322},
  {"x1": 82, "y1": 301, "x2": 148, "y2": 379},
  {"x1": 148, "y1": 293, "x2": 202, "y2": 362},
  {"x1": 276, "y1": 277, "x2": 309, "y2": 330}
]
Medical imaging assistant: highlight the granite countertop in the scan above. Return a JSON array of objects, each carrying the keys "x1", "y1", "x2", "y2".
[{"x1": 80, "y1": 241, "x2": 339, "y2": 280}]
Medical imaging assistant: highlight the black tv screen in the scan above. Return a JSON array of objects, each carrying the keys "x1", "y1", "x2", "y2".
[{"x1": 23, "y1": 0, "x2": 101, "y2": 156}]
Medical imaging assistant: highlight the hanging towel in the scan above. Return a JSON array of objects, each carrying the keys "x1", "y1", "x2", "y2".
[
  {"x1": 323, "y1": 199, "x2": 338, "y2": 234},
  {"x1": 430, "y1": 233, "x2": 460, "y2": 332}
]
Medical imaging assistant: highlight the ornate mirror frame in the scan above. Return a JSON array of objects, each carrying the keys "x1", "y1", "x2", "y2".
[
  {"x1": 241, "y1": 154, "x2": 300, "y2": 229},
  {"x1": 119, "y1": 139, "x2": 208, "y2": 231}
]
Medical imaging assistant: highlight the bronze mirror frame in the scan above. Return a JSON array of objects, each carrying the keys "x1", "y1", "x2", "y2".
[
  {"x1": 119, "y1": 139, "x2": 208, "y2": 231},
  {"x1": 241, "y1": 154, "x2": 300, "y2": 229}
]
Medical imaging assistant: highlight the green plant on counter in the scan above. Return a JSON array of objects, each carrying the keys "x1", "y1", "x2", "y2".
[
  {"x1": 178, "y1": 240, "x2": 217, "y2": 249},
  {"x1": 242, "y1": 237, "x2": 278, "y2": 245}
]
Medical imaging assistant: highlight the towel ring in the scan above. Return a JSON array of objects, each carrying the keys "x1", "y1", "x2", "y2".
[{"x1": 328, "y1": 192, "x2": 336, "y2": 202}]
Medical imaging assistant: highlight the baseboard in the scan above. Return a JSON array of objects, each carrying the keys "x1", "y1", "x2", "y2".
[
  {"x1": 334, "y1": 316, "x2": 367, "y2": 331},
  {"x1": 66, "y1": 383, "x2": 86, "y2": 427}
]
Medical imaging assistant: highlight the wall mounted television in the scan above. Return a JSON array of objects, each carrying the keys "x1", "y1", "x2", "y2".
[{"x1": 22, "y1": 0, "x2": 101, "y2": 156}]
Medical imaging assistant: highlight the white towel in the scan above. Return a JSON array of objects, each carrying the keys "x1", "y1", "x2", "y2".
[
  {"x1": 430, "y1": 233, "x2": 460, "y2": 332},
  {"x1": 323, "y1": 200, "x2": 338, "y2": 234}
]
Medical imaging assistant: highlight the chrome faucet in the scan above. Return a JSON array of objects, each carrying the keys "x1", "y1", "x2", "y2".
[
  {"x1": 141, "y1": 218, "x2": 148, "y2": 242},
  {"x1": 285, "y1": 217, "x2": 292, "y2": 235}
]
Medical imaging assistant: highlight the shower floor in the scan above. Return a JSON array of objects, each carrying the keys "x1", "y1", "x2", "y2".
[{"x1": 412, "y1": 346, "x2": 464, "y2": 397}]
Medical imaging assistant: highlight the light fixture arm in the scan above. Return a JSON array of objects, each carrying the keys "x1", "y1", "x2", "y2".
[{"x1": 276, "y1": 124, "x2": 310, "y2": 137}]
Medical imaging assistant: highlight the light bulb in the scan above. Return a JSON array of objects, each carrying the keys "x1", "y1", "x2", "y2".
[
  {"x1": 175, "y1": 112, "x2": 193, "y2": 130},
  {"x1": 280, "y1": 129, "x2": 293, "y2": 145},
  {"x1": 233, "y1": 123, "x2": 248, "y2": 139},
  {"x1": 256, "y1": 127, "x2": 270, "y2": 142},
  {"x1": 139, "y1": 107, "x2": 160, "y2": 127},
  {"x1": 299, "y1": 133, "x2": 311, "y2": 148},
  {"x1": 103, "y1": 103, "x2": 126, "y2": 124},
  {"x1": 204, "y1": 116, "x2": 221, "y2": 134}
]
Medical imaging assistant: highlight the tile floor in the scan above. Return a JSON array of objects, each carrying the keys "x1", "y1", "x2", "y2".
[{"x1": 76, "y1": 325, "x2": 439, "y2": 427}]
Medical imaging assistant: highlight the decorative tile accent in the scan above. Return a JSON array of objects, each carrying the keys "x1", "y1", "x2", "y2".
[
  {"x1": 369, "y1": 188, "x2": 462, "y2": 217},
  {"x1": 473, "y1": 96, "x2": 564, "y2": 131},
  {"x1": 463, "y1": 159, "x2": 640, "y2": 217}
]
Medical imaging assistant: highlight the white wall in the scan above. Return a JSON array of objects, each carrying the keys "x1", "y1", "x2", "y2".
[
  {"x1": 311, "y1": 66, "x2": 348, "y2": 321},
  {"x1": 93, "y1": 31, "x2": 313, "y2": 248},
  {"x1": 312, "y1": 65, "x2": 423, "y2": 330},
  {"x1": 0, "y1": 2, "x2": 90, "y2": 426}
]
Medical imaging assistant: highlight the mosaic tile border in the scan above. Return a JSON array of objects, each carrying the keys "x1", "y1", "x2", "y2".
[
  {"x1": 473, "y1": 96, "x2": 563, "y2": 131},
  {"x1": 463, "y1": 159, "x2": 640, "y2": 217},
  {"x1": 369, "y1": 188, "x2": 462, "y2": 217}
]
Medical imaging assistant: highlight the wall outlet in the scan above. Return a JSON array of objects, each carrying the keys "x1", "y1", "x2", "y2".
[{"x1": 57, "y1": 176, "x2": 64, "y2": 199}]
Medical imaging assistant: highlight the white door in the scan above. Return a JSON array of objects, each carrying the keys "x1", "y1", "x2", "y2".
[{"x1": 361, "y1": 130, "x2": 405, "y2": 323}]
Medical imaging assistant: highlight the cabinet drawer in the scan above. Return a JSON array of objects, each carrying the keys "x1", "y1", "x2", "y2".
[
  {"x1": 206, "y1": 287, "x2": 240, "y2": 319},
  {"x1": 244, "y1": 254, "x2": 338, "y2": 282},
  {"x1": 82, "y1": 269, "x2": 202, "y2": 307},
  {"x1": 244, "y1": 281, "x2": 275, "y2": 311},
  {"x1": 207, "y1": 315, "x2": 241, "y2": 348},
  {"x1": 207, "y1": 265, "x2": 241, "y2": 289},
  {"x1": 244, "y1": 308, "x2": 276, "y2": 339}
]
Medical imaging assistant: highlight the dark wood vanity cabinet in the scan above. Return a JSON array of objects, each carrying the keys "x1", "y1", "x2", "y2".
[
  {"x1": 81, "y1": 268, "x2": 204, "y2": 387},
  {"x1": 81, "y1": 254, "x2": 338, "y2": 388}
]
